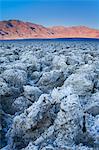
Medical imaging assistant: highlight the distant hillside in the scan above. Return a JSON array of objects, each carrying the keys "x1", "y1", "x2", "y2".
[{"x1": 0, "y1": 20, "x2": 99, "y2": 39}]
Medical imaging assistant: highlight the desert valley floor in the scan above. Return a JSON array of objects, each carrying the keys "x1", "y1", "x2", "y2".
[{"x1": 0, "y1": 39, "x2": 99, "y2": 150}]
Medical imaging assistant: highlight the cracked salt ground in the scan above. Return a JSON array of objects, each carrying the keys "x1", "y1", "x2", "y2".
[{"x1": 0, "y1": 39, "x2": 99, "y2": 150}]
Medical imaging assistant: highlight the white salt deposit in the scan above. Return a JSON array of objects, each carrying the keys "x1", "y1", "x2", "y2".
[{"x1": 0, "y1": 39, "x2": 99, "y2": 150}]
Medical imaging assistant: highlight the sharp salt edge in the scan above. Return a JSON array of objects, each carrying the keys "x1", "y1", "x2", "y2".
[{"x1": 0, "y1": 39, "x2": 99, "y2": 150}]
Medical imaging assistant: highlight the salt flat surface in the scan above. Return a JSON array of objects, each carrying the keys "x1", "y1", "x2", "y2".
[{"x1": 0, "y1": 39, "x2": 99, "y2": 150}]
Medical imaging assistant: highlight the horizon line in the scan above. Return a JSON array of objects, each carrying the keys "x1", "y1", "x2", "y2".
[{"x1": 0, "y1": 19, "x2": 99, "y2": 30}]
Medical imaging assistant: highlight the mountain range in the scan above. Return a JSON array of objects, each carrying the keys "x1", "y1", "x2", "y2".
[{"x1": 0, "y1": 20, "x2": 99, "y2": 40}]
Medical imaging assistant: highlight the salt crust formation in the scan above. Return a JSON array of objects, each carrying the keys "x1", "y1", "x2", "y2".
[{"x1": 0, "y1": 40, "x2": 99, "y2": 150}]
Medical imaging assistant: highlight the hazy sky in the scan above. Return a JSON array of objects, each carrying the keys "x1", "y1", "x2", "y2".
[{"x1": 0, "y1": 0, "x2": 99, "y2": 29}]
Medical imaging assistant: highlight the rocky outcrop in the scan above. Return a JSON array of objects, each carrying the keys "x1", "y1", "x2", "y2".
[
  {"x1": 0, "y1": 20, "x2": 99, "y2": 39},
  {"x1": 0, "y1": 39, "x2": 99, "y2": 150}
]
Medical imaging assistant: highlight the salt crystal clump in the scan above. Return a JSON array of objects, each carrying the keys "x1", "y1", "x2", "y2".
[
  {"x1": 51, "y1": 85, "x2": 74, "y2": 102},
  {"x1": 10, "y1": 94, "x2": 52, "y2": 139},
  {"x1": 31, "y1": 71, "x2": 41, "y2": 83},
  {"x1": 85, "y1": 114, "x2": 99, "y2": 148},
  {"x1": 23, "y1": 85, "x2": 43, "y2": 102},
  {"x1": 64, "y1": 73, "x2": 94, "y2": 96},
  {"x1": 20, "y1": 52, "x2": 40, "y2": 72},
  {"x1": 2, "y1": 69, "x2": 27, "y2": 88},
  {"x1": 0, "y1": 78, "x2": 11, "y2": 96},
  {"x1": 7, "y1": 93, "x2": 54, "y2": 149},
  {"x1": 53, "y1": 94, "x2": 83, "y2": 147},
  {"x1": 66, "y1": 53, "x2": 84, "y2": 65},
  {"x1": 85, "y1": 92, "x2": 99, "y2": 116},
  {"x1": 0, "y1": 57, "x2": 9, "y2": 64},
  {"x1": 12, "y1": 96, "x2": 32, "y2": 113},
  {"x1": 52, "y1": 55, "x2": 67, "y2": 70},
  {"x1": 38, "y1": 70, "x2": 65, "y2": 91}
]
